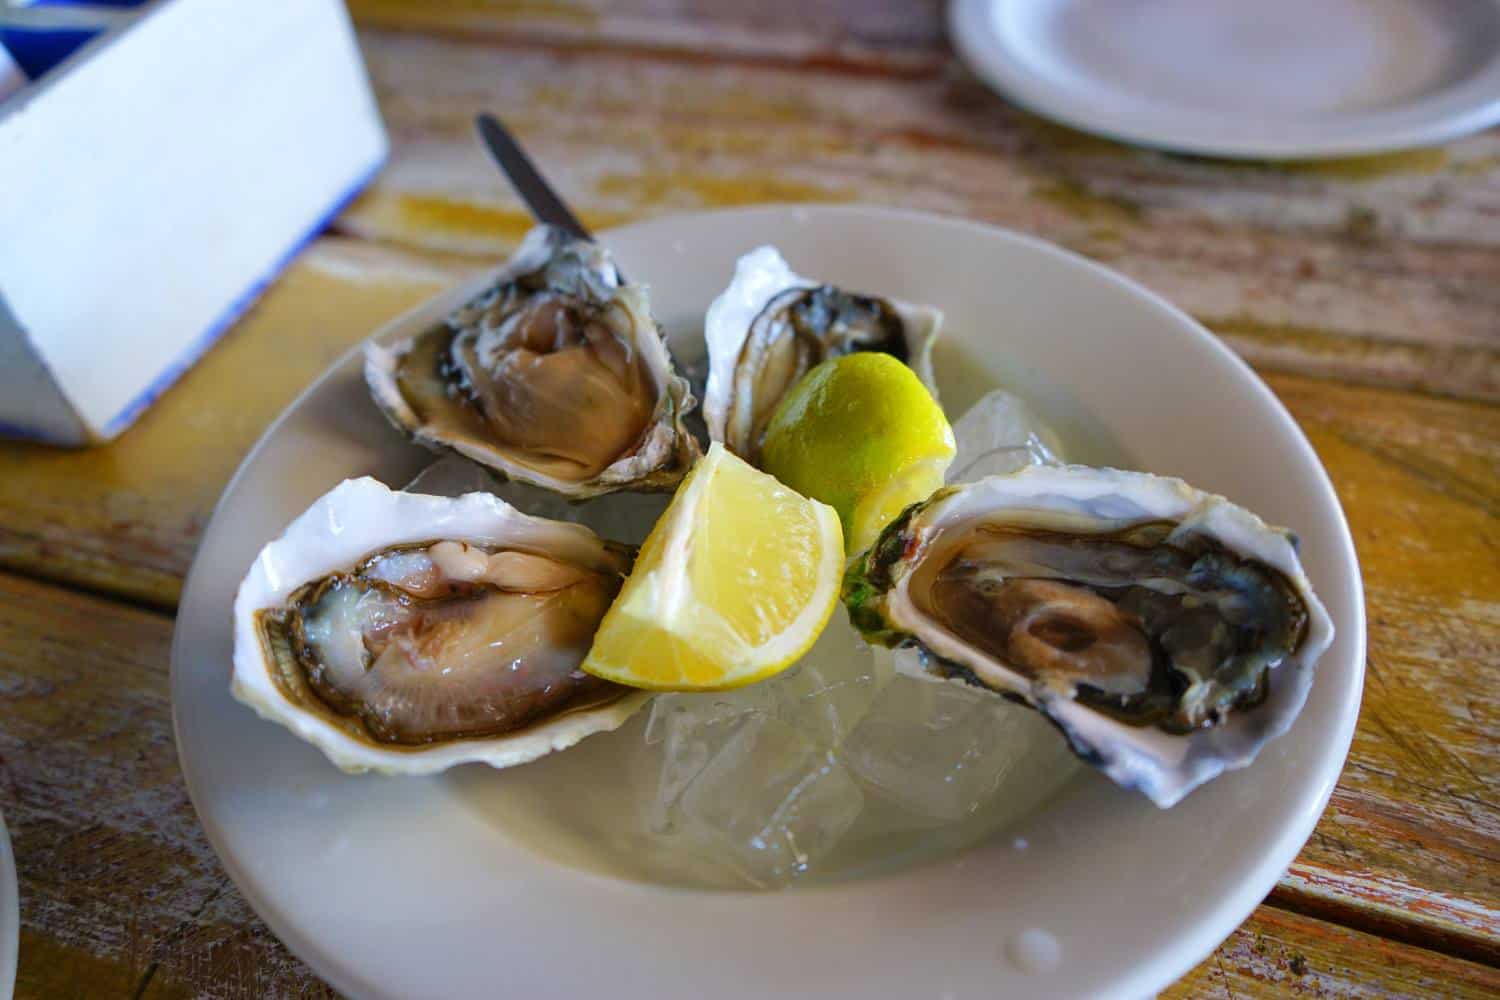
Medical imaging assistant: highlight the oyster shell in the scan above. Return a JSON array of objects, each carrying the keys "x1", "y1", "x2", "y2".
[
  {"x1": 232, "y1": 477, "x2": 650, "y2": 774},
  {"x1": 843, "y1": 465, "x2": 1334, "y2": 807},
  {"x1": 365, "y1": 226, "x2": 700, "y2": 498},
  {"x1": 703, "y1": 246, "x2": 941, "y2": 464}
]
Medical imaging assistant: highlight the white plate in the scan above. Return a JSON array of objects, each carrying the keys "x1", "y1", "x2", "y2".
[
  {"x1": 0, "y1": 811, "x2": 17, "y2": 1000},
  {"x1": 951, "y1": 0, "x2": 1500, "y2": 158},
  {"x1": 172, "y1": 205, "x2": 1365, "y2": 998}
]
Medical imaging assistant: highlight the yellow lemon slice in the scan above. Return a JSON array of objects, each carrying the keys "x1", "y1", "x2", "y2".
[
  {"x1": 581, "y1": 441, "x2": 843, "y2": 691},
  {"x1": 761, "y1": 353, "x2": 954, "y2": 555}
]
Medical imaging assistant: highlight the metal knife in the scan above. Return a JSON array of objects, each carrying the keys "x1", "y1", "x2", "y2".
[{"x1": 475, "y1": 112, "x2": 594, "y2": 243}]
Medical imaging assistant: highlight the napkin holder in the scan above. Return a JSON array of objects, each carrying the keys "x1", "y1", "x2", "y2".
[{"x1": 0, "y1": 0, "x2": 387, "y2": 444}]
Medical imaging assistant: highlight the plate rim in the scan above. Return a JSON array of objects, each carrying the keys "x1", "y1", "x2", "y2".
[
  {"x1": 949, "y1": 0, "x2": 1500, "y2": 159},
  {"x1": 171, "y1": 203, "x2": 1366, "y2": 998}
]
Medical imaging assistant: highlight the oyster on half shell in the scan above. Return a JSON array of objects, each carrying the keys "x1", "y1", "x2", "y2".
[
  {"x1": 232, "y1": 477, "x2": 650, "y2": 774},
  {"x1": 366, "y1": 225, "x2": 700, "y2": 498},
  {"x1": 703, "y1": 246, "x2": 941, "y2": 464},
  {"x1": 843, "y1": 465, "x2": 1334, "y2": 807}
]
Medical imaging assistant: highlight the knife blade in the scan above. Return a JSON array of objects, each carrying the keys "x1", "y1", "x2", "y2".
[{"x1": 475, "y1": 112, "x2": 594, "y2": 243}]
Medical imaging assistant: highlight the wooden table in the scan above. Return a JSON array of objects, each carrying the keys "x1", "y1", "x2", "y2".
[{"x1": 5, "y1": 3, "x2": 1497, "y2": 996}]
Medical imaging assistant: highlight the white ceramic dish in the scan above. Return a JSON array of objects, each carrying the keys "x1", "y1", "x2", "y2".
[
  {"x1": 0, "y1": 810, "x2": 17, "y2": 999},
  {"x1": 950, "y1": 0, "x2": 1500, "y2": 159},
  {"x1": 172, "y1": 205, "x2": 1364, "y2": 998}
]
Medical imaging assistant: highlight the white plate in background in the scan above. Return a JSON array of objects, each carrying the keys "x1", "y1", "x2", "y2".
[
  {"x1": 172, "y1": 205, "x2": 1365, "y2": 998},
  {"x1": 951, "y1": 0, "x2": 1500, "y2": 158}
]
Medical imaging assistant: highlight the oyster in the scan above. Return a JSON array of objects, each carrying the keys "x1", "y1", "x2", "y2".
[
  {"x1": 843, "y1": 465, "x2": 1334, "y2": 807},
  {"x1": 365, "y1": 226, "x2": 700, "y2": 498},
  {"x1": 703, "y1": 246, "x2": 941, "y2": 464},
  {"x1": 232, "y1": 477, "x2": 650, "y2": 774}
]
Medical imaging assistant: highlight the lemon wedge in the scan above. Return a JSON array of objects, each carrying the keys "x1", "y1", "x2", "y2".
[
  {"x1": 581, "y1": 441, "x2": 843, "y2": 691},
  {"x1": 761, "y1": 353, "x2": 954, "y2": 555}
]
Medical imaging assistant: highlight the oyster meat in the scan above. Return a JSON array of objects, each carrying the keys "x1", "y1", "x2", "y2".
[
  {"x1": 232, "y1": 477, "x2": 650, "y2": 774},
  {"x1": 366, "y1": 225, "x2": 700, "y2": 498},
  {"x1": 703, "y1": 246, "x2": 941, "y2": 464},
  {"x1": 843, "y1": 465, "x2": 1334, "y2": 806}
]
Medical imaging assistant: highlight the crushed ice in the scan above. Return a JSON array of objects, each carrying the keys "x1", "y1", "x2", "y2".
[
  {"x1": 948, "y1": 389, "x2": 1061, "y2": 481},
  {"x1": 636, "y1": 389, "x2": 1081, "y2": 888},
  {"x1": 403, "y1": 392, "x2": 1078, "y2": 890}
]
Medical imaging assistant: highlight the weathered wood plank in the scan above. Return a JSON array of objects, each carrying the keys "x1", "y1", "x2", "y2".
[
  {"x1": 2, "y1": 569, "x2": 1492, "y2": 997},
  {"x1": 346, "y1": 0, "x2": 948, "y2": 73},
  {"x1": 1166, "y1": 906, "x2": 1500, "y2": 999},
  {"x1": 1264, "y1": 374, "x2": 1500, "y2": 964},
  {"x1": 0, "y1": 573, "x2": 333, "y2": 999},
  {"x1": 338, "y1": 28, "x2": 1500, "y2": 399}
]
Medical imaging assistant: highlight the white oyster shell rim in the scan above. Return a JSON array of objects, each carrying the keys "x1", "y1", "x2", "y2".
[
  {"x1": 701, "y1": 244, "x2": 942, "y2": 446},
  {"x1": 879, "y1": 463, "x2": 1335, "y2": 808},
  {"x1": 230, "y1": 476, "x2": 650, "y2": 775}
]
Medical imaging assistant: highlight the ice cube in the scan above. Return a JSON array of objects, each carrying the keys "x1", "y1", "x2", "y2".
[
  {"x1": 763, "y1": 609, "x2": 892, "y2": 749},
  {"x1": 840, "y1": 672, "x2": 1072, "y2": 822},
  {"x1": 949, "y1": 389, "x2": 1064, "y2": 482},
  {"x1": 645, "y1": 609, "x2": 889, "y2": 752},
  {"x1": 404, "y1": 455, "x2": 500, "y2": 497},
  {"x1": 641, "y1": 611, "x2": 883, "y2": 836},
  {"x1": 672, "y1": 713, "x2": 864, "y2": 888},
  {"x1": 647, "y1": 705, "x2": 759, "y2": 835},
  {"x1": 643, "y1": 686, "x2": 773, "y2": 747}
]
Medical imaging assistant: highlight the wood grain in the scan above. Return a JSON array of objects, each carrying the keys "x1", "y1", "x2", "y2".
[
  {"x1": 346, "y1": 0, "x2": 948, "y2": 72},
  {"x1": 0, "y1": 574, "x2": 332, "y2": 998},
  {"x1": 1265, "y1": 375, "x2": 1500, "y2": 964},
  {"x1": 1, "y1": 570, "x2": 1491, "y2": 998},
  {"x1": 1165, "y1": 906, "x2": 1500, "y2": 999},
  {"x1": 338, "y1": 27, "x2": 1500, "y2": 400}
]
